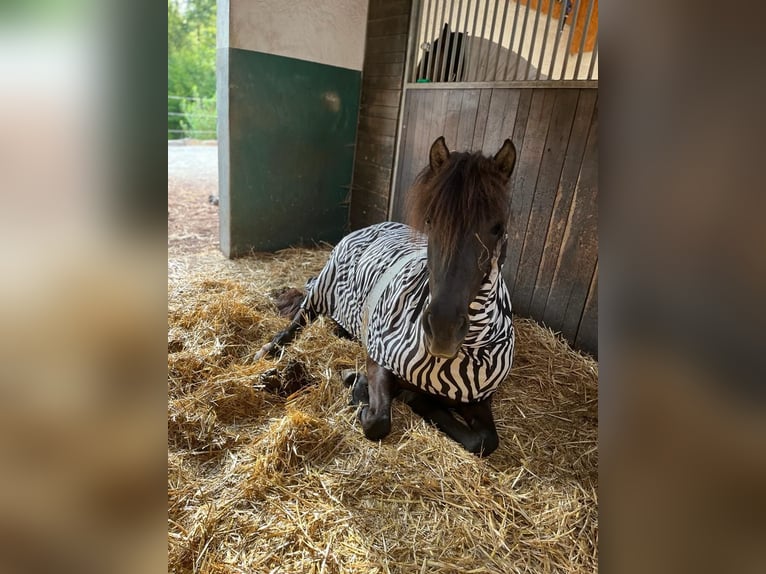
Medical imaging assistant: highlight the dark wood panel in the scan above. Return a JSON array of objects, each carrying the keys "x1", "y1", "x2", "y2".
[
  {"x1": 358, "y1": 114, "x2": 398, "y2": 137},
  {"x1": 391, "y1": 89, "x2": 420, "y2": 221},
  {"x1": 529, "y1": 90, "x2": 597, "y2": 319},
  {"x1": 575, "y1": 261, "x2": 598, "y2": 356},
  {"x1": 350, "y1": 0, "x2": 410, "y2": 231},
  {"x1": 442, "y1": 90, "x2": 464, "y2": 147},
  {"x1": 365, "y1": 35, "x2": 409, "y2": 55},
  {"x1": 364, "y1": 50, "x2": 406, "y2": 65},
  {"x1": 456, "y1": 89, "x2": 481, "y2": 151},
  {"x1": 382, "y1": 85, "x2": 598, "y2": 353},
  {"x1": 368, "y1": 0, "x2": 411, "y2": 20},
  {"x1": 367, "y1": 15, "x2": 410, "y2": 38},
  {"x1": 482, "y1": 89, "x2": 523, "y2": 154},
  {"x1": 543, "y1": 106, "x2": 598, "y2": 336},
  {"x1": 355, "y1": 138, "x2": 396, "y2": 169},
  {"x1": 512, "y1": 89, "x2": 580, "y2": 316},
  {"x1": 505, "y1": 89, "x2": 556, "y2": 302},
  {"x1": 365, "y1": 61, "x2": 405, "y2": 78},
  {"x1": 350, "y1": 187, "x2": 389, "y2": 229},
  {"x1": 354, "y1": 160, "x2": 393, "y2": 193},
  {"x1": 360, "y1": 103, "x2": 400, "y2": 121},
  {"x1": 361, "y1": 88, "x2": 401, "y2": 108},
  {"x1": 471, "y1": 89, "x2": 493, "y2": 151},
  {"x1": 363, "y1": 74, "x2": 403, "y2": 91}
]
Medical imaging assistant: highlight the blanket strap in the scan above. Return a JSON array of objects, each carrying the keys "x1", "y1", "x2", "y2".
[{"x1": 361, "y1": 250, "x2": 424, "y2": 347}]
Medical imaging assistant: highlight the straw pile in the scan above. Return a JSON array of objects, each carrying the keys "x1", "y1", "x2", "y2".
[{"x1": 168, "y1": 247, "x2": 598, "y2": 573}]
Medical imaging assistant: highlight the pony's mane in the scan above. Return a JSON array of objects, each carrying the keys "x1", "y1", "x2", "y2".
[{"x1": 406, "y1": 151, "x2": 510, "y2": 263}]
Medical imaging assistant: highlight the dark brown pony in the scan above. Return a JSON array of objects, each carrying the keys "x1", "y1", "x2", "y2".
[
  {"x1": 256, "y1": 137, "x2": 516, "y2": 456},
  {"x1": 407, "y1": 136, "x2": 515, "y2": 359}
]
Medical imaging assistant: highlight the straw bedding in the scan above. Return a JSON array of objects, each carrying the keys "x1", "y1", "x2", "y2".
[{"x1": 168, "y1": 248, "x2": 598, "y2": 573}]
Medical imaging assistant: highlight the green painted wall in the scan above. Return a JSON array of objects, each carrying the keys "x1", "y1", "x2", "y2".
[{"x1": 219, "y1": 48, "x2": 361, "y2": 256}]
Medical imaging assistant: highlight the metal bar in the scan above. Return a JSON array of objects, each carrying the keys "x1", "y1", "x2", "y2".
[
  {"x1": 503, "y1": 0, "x2": 523, "y2": 80},
  {"x1": 438, "y1": 0, "x2": 457, "y2": 83},
  {"x1": 559, "y1": 0, "x2": 582, "y2": 80},
  {"x1": 535, "y1": 0, "x2": 555, "y2": 80},
  {"x1": 424, "y1": 0, "x2": 440, "y2": 81},
  {"x1": 168, "y1": 112, "x2": 217, "y2": 118},
  {"x1": 573, "y1": 0, "x2": 595, "y2": 79},
  {"x1": 587, "y1": 36, "x2": 598, "y2": 80},
  {"x1": 406, "y1": 0, "x2": 423, "y2": 82},
  {"x1": 521, "y1": 0, "x2": 543, "y2": 80},
  {"x1": 513, "y1": 0, "x2": 534, "y2": 80},
  {"x1": 404, "y1": 79, "x2": 598, "y2": 89},
  {"x1": 464, "y1": 0, "x2": 482, "y2": 82},
  {"x1": 546, "y1": 1, "x2": 565, "y2": 79},
  {"x1": 482, "y1": 0, "x2": 501, "y2": 81},
  {"x1": 455, "y1": 0, "x2": 473, "y2": 82},
  {"x1": 433, "y1": 0, "x2": 449, "y2": 81},
  {"x1": 474, "y1": 0, "x2": 491, "y2": 82},
  {"x1": 490, "y1": 0, "x2": 510, "y2": 81},
  {"x1": 447, "y1": 0, "x2": 464, "y2": 82}
]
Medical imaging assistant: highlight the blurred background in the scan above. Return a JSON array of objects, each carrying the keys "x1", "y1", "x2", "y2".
[{"x1": 0, "y1": 0, "x2": 763, "y2": 572}]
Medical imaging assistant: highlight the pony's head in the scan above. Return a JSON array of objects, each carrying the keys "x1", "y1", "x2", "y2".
[{"x1": 408, "y1": 136, "x2": 516, "y2": 358}]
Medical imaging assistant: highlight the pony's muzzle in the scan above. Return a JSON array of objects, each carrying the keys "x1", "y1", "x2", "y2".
[{"x1": 423, "y1": 310, "x2": 468, "y2": 358}]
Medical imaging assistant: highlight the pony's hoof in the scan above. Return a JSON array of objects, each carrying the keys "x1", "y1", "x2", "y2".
[
  {"x1": 349, "y1": 373, "x2": 369, "y2": 406},
  {"x1": 253, "y1": 342, "x2": 276, "y2": 361},
  {"x1": 341, "y1": 369, "x2": 359, "y2": 387}
]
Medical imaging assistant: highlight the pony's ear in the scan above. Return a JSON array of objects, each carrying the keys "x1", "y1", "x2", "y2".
[
  {"x1": 493, "y1": 139, "x2": 516, "y2": 180},
  {"x1": 429, "y1": 136, "x2": 450, "y2": 172}
]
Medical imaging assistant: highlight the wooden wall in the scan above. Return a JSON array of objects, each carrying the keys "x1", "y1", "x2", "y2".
[
  {"x1": 390, "y1": 87, "x2": 598, "y2": 355},
  {"x1": 349, "y1": 0, "x2": 411, "y2": 230}
]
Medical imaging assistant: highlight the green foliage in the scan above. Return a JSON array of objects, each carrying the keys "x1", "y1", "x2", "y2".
[
  {"x1": 181, "y1": 94, "x2": 217, "y2": 139},
  {"x1": 168, "y1": 0, "x2": 216, "y2": 139}
]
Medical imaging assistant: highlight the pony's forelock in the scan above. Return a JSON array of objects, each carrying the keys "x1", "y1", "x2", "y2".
[{"x1": 406, "y1": 151, "x2": 510, "y2": 264}]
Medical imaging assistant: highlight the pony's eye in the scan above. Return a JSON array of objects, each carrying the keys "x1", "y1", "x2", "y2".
[
  {"x1": 425, "y1": 217, "x2": 431, "y2": 226},
  {"x1": 490, "y1": 223, "x2": 504, "y2": 236}
]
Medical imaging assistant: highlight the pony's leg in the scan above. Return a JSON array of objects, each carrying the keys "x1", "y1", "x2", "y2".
[
  {"x1": 351, "y1": 358, "x2": 398, "y2": 441},
  {"x1": 253, "y1": 307, "x2": 316, "y2": 361},
  {"x1": 399, "y1": 391, "x2": 498, "y2": 457}
]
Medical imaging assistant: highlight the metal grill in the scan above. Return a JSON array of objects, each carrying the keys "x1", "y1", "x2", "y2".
[{"x1": 407, "y1": 0, "x2": 598, "y2": 84}]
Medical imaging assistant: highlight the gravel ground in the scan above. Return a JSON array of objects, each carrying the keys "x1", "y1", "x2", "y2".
[{"x1": 168, "y1": 142, "x2": 219, "y2": 257}]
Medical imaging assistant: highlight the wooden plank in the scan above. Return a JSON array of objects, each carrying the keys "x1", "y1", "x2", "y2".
[
  {"x1": 511, "y1": 88, "x2": 580, "y2": 316},
  {"x1": 470, "y1": 89, "x2": 493, "y2": 152},
  {"x1": 350, "y1": 187, "x2": 389, "y2": 230},
  {"x1": 529, "y1": 90, "x2": 597, "y2": 319},
  {"x1": 363, "y1": 74, "x2": 403, "y2": 91},
  {"x1": 542, "y1": 106, "x2": 598, "y2": 336},
  {"x1": 442, "y1": 90, "x2": 464, "y2": 149},
  {"x1": 367, "y1": 15, "x2": 410, "y2": 38},
  {"x1": 456, "y1": 90, "x2": 480, "y2": 151},
  {"x1": 507, "y1": 88, "x2": 533, "y2": 148},
  {"x1": 358, "y1": 114, "x2": 398, "y2": 137},
  {"x1": 364, "y1": 50, "x2": 406, "y2": 65},
  {"x1": 355, "y1": 138, "x2": 396, "y2": 170},
  {"x1": 360, "y1": 103, "x2": 400, "y2": 121},
  {"x1": 482, "y1": 89, "x2": 520, "y2": 153},
  {"x1": 354, "y1": 160, "x2": 393, "y2": 194},
  {"x1": 504, "y1": 89, "x2": 556, "y2": 302},
  {"x1": 368, "y1": 0, "x2": 411, "y2": 20},
  {"x1": 391, "y1": 90, "x2": 421, "y2": 221},
  {"x1": 400, "y1": 88, "x2": 440, "y2": 218},
  {"x1": 365, "y1": 35, "x2": 409, "y2": 55},
  {"x1": 361, "y1": 88, "x2": 401, "y2": 108},
  {"x1": 365, "y1": 61, "x2": 405, "y2": 78},
  {"x1": 574, "y1": 261, "x2": 598, "y2": 356}
]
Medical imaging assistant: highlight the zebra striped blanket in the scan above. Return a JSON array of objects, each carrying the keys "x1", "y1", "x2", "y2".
[{"x1": 303, "y1": 221, "x2": 514, "y2": 403}]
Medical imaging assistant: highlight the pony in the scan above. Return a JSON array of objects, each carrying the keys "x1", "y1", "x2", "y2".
[{"x1": 256, "y1": 137, "x2": 517, "y2": 456}]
